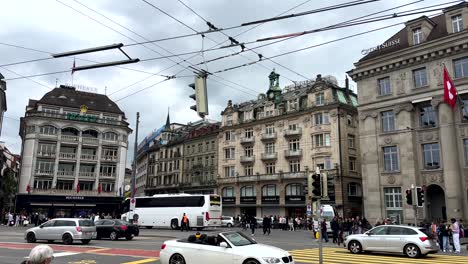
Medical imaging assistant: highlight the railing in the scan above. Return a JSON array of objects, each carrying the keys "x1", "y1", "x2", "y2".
[
  {"x1": 284, "y1": 128, "x2": 302, "y2": 136},
  {"x1": 257, "y1": 109, "x2": 281, "y2": 119},
  {"x1": 61, "y1": 135, "x2": 79, "y2": 143},
  {"x1": 80, "y1": 154, "x2": 97, "y2": 161},
  {"x1": 101, "y1": 156, "x2": 117, "y2": 162},
  {"x1": 100, "y1": 173, "x2": 116, "y2": 178},
  {"x1": 261, "y1": 132, "x2": 277, "y2": 141},
  {"x1": 25, "y1": 111, "x2": 126, "y2": 127},
  {"x1": 79, "y1": 171, "x2": 95, "y2": 177},
  {"x1": 240, "y1": 155, "x2": 255, "y2": 163},
  {"x1": 35, "y1": 170, "x2": 53, "y2": 176},
  {"x1": 284, "y1": 149, "x2": 303, "y2": 157},
  {"x1": 32, "y1": 189, "x2": 115, "y2": 196},
  {"x1": 59, "y1": 152, "x2": 76, "y2": 159},
  {"x1": 37, "y1": 152, "x2": 56, "y2": 158},
  {"x1": 82, "y1": 137, "x2": 99, "y2": 145},
  {"x1": 240, "y1": 136, "x2": 255, "y2": 144},
  {"x1": 261, "y1": 152, "x2": 278, "y2": 160},
  {"x1": 102, "y1": 138, "x2": 118, "y2": 145},
  {"x1": 57, "y1": 170, "x2": 75, "y2": 177}
]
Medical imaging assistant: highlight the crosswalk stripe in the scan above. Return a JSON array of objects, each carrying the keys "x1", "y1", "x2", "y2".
[{"x1": 289, "y1": 248, "x2": 468, "y2": 264}]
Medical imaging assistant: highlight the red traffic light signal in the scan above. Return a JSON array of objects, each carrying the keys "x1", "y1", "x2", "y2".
[
  {"x1": 312, "y1": 174, "x2": 321, "y2": 197},
  {"x1": 405, "y1": 189, "x2": 413, "y2": 205}
]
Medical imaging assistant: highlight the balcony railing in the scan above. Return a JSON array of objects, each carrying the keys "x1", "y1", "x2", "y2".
[
  {"x1": 35, "y1": 170, "x2": 53, "y2": 176},
  {"x1": 240, "y1": 155, "x2": 255, "y2": 163},
  {"x1": 261, "y1": 132, "x2": 277, "y2": 141},
  {"x1": 101, "y1": 156, "x2": 117, "y2": 162},
  {"x1": 261, "y1": 152, "x2": 278, "y2": 160},
  {"x1": 59, "y1": 152, "x2": 76, "y2": 159},
  {"x1": 100, "y1": 173, "x2": 116, "y2": 178},
  {"x1": 80, "y1": 154, "x2": 97, "y2": 161},
  {"x1": 284, "y1": 128, "x2": 302, "y2": 137},
  {"x1": 102, "y1": 139, "x2": 118, "y2": 145},
  {"x1": 61, "y1": 135, "x2": 79, "y2": 143},
  {"x1": 240, "y1": 136, "x2": 255, "y2": 144},
  {"x1": 25, "y1": 111, "x2": 127, "y2": 127},
  {"x1": 37, "y1": 152, "x2": 56, "y2": 158},
  {"x1": 79, "y1": 171, "x2": 95, "y2": 177},
  {"x1": 82, "y1": 137, "x2": 99, "y2": 145},
  {"x1": 57, "y1": 170, "x2": 75, "y2": 177},
  {"x1": 284, "y1": 149, "x2": 302, "y2": 158}
]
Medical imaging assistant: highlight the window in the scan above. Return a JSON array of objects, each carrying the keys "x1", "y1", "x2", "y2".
[
  {"x1": 42, "y1": 108, "x2": 59, "y2": 117},
  {"x1": 39, "y1": 125, "x2": 57, "y2": 135},
  {"x1": 315, "y1": 92, "x2": 325, "y2": 106},
  {"x1": 325, "y1": 157, "x2": 332, "y2": 170},
  {"x1": 452, "y1": 15, "x2": 463, "y2": 33},
  {"x1": 288, "y1": 123, "x2": 298, "y2": 131},
  {"x1": 288, "y1": 98, "x2": 298, "y2": 111},
  {"x1": 224, "y1": 166, "x2": 235, "y2": 177},
  {"x1": 56, "y1": 180, "x2": 73, "y2": 190},
  {"x1": 314, "y1": 113, "x2": 323, "y2": 125},
  {"x1": 102, "y1": 148, "x2": 117, "y2": 158},
  {"x1": 384, "y1": 187, "x2": 402, "y2": 209},
  {"x1": 244, "y1": 146, "x2": 253, "y2": 157},
  {"x1": 381, "y1": 111, "x2": 395, "y2": 132},
  {"x1": 423, "y1": 143, "x2": 440, "y2": 169},
  {"x1": 38, "y1": 143, "x2": 56, "y2": 155},
  {"x1": 289, "y1": 160, "x2": 300, "y2": 172},
  {"x1": 383, "y1": 146, "x2": 399, "y2": 172},
  {"x1": 100, "y1": 164, "x2": 116, "y2": 176},
  {"x1": 412, "y1": 28, "x2": 422, "y2": 45},
  {"x1": 323, "y1": 112, "x2": 330, "y2": 124},
  {"x1": 420, "y1": 105, "x2": 437, "y2": 127},
  {"x1": 243, "y1": 110, "x2": 253, "y2": 121},
  {"x1": 348, "y1": 135, "x2": 355, "y2": 148},
  {"x1": 289, "y1": 139, "x2": 300, "y2": 151},
  {"x1": 103, "y1": 132, "x2": 118, "y2": 141},
  {"x1": 265, "y1": 124, "x2": 275, "y2": 135},
  {"x1": 240, "y1": 185, "x2": 256, "y2": 197},
  {"x1": 262, "y1": 185, "x2": 277, "y2": 196},
  {"x1": 34, "y1": 179, "x2": 52, "y2": 190},
  {"x1": 245, "y1": 128, "x2": 253, "y2": 138},
  {"x1": 454, "y1": 57, "x2": 468, "y2": 78},
  {"x1": 82, "y1": 129, "x2": 98, "y2": 138},
  {"x1": 464, "y1": 139, "x2": 468, "y2": 165},
  {"x1": 347, "y1": 114, "x2": 353, "y2": 126},
  {"x1": 101, "y1": 182, "x2": 114, "y2": 192},
  {"x1": 286, "y1": 183, "x2": 303, "y2": 196},
  {"x1": 314, "y1": 133, "x2": 330, "y2": 147},
  {"x1": 348, "y1": 183, "x2": 362, "y2": 197},
  {"x1": 349, "y1": 157, "x2": 356, "y2": 172},
  {"x1": 36, "y1": 160, "x2": 54, "y2": 172},
  {"x1": 265, "y1": 143, "x2": 275, "y2": 154},
  {"x1": 244, "y1": 166, "x2": 253, "y2": 176},
  {"x1": 198, "y1": 143, "x2": 202, "y2": 153},
  {"x1": 222, "y1": 187, "x2": 235, "y2": 197},
  {"x1": 79, "y1": 181, "x2": 93, "y2": 191},
  {"x1": 378, "y1": 77, "x2": 391, "y2": 96},
  {"x1": 413, "y1": 68, "x2": 428, "y2": 88},
  {"x1": 225, "y1": 148, "x2": 235, "y2": 159},
  {"x1": 225, "y1": 131, "x2": 234, "y2": 141},
  {"x1": 266, "y1": 162, "x2": 275, "y2": 174}
]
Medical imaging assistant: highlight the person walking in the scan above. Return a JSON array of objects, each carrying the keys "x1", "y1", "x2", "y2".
[
  {"x1": 338, "y1": 218, "x2": 344, "y2": 246},
  {"x1": 181, "y1": 213, "x2": 189, "y2": 232},
  {"x1": 250, "y1": 215, "x2": 257, "y2": 236},
  {"x1": 451, "y1": 218, "x2": 461, "y2": 253},
  {"x1": 440, "y1": 221, "x2": 450, "y2": 252},
  {"x1": 263, "y1": 215, "x2": 271, "y2": 235},
  {"x1": 288, "y1": 217, "x2": 294, "y2": 231},
  {"x1": 321, "y1": 220, "x2": 329, "y2": 243},
  {"x1": 331, "y1": 217, "x2": 339, "y2": 244}
]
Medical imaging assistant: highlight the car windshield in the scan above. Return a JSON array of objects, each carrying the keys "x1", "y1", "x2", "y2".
[
  {"x1": 79, "y1": 220, "x2": 95, "y2": 226},
  {"x1": 223, "y1": 232, "x2": 257, "y2": 246}
]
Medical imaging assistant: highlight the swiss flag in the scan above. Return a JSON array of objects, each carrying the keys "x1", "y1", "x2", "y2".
[
  {"x1": 98, "y1": 183, "x2": 102, "y2": 194},
  {"x1": 76, "y1": 181, "x2": 80, "y2": 193},
  {"x1": 26, "y1": 184, "x2": 31, "y2": 194},
  {"x1": 444, "y1": 66, "x2": 458, "y2": 110}
]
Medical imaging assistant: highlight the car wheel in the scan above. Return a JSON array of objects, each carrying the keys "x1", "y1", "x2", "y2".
[
  {"x1": 81, "y1": 239, "x2": 91, "y2": 245},
  {"x1": 227, "y1": 223, "x2": 233, "y2": 228},
  {"x1": 404, "y1": 244, "x2": 421, "y2": 258},
  {"x1": 243, "y1": 258, "x2": 260, "y2": 264},
  {"x1": 110, "y1": 231, "x2": 118, "y2": 241},
  {"x1": 170, "y1": 219, "x2": 179, "y2": 230},
  {"x1": 47, "y1": 240, "x2": 54, "y2": 243},
  {"x1": 26, "y1": 232, "x2": 36, "y2": 243},
  {"x1": 169, "y1": 253, "x2": 186, "y2": 264},
  {"x1": 125, "y1": 235, "x2": 133, "y2": 241},
  {"x1": 348, "y1": 240, "x2": 362, "y2": 254},
  {"x1": 62, "y1": 234, "x2": 73, "y2": 245}
]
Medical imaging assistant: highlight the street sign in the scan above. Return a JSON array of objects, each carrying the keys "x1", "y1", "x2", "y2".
[
  {"x1": 307, "y1": 204, "x2": 312, "y2": 215},
  {"x1": 130, "y1": 198, "x2": 136, "y2": 211}
]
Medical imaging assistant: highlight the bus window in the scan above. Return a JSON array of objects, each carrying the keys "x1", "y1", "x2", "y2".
[{"x1": 123, "y1": 199, "x2": 130, "y2": 213}]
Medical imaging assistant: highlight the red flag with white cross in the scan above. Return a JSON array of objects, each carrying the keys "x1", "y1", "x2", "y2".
[{"x1": 443, "y1": 65, "x2": 457, "y2": 110}]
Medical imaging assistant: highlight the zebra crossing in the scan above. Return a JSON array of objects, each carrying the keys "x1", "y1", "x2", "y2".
[{"x1": 289, "y1": 248, "x2": 468, "y2": 264}]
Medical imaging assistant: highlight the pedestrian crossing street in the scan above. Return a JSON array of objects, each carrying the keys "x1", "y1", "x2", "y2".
[{"x1": 289, "y1": 248, "x2": 468, "y2": 264}]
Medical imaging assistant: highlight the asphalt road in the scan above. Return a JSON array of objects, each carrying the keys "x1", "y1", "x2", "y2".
[{"x1": 1, "y1": 226, "x2": 467, "y2": 264}]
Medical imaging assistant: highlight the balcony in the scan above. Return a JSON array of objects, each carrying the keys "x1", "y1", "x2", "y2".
[
  {"x1": 102, "y1": 139, "x2": 118, "y2": 145},
  {"x1": 240, "y1": 136, "x2": 255, "y2": 144},
  {"x1": 57, "y1": 170, "x2": 75, "y2": 178},
  {"x1": 61, "y1": 135, "x2": 79, "y2": 143},
  {"x1": 37, "y1": 152, "x2": 56, "y2": 158},
  {"x1": 257, "y1": 109, "x2": 280, "y2": 119},
  {"x1": 35, "y1": 170, "x2": 53, "y2": 176},
  {"x1": 284, "y1": 149, "x2": 302, "y2": 158},
  {"x1": 25, "y1": 111, "x2": 127, "y2": 127},
  {"x1": 80, "y1": 154, "x2": 97, "y2": 161},
  {"x1": 261, "y1": 132, "x2": 277, "y2": 141},
  {"x1": 59, "y1": 152, "x2": 76, "y2": 160},
  {"x1": 101, "y1": 156, "x2": 117, "y2": 162},
  {"x1": 284, "y1": 128, "x2": 302, "y2": 137},
  {"x1": 261, "y1": 152, "x2": 278, "y2": 161},
  {"x1": 79, "y1": 171, "x2": 95, "y2": 178},
  {"x1": 240, "y1": 155, "x2": 255, "y2": 163},
  {"x1": 100, "y1": 173, "x2": 116, "y2": 178},
  {"x1": 82, "y1": 137, "x2": 99, "y2": 145}
]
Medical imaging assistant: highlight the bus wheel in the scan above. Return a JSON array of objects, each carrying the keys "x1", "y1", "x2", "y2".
[{"x1": 171, "y1": 219, "x2": 179, "y2": 230}]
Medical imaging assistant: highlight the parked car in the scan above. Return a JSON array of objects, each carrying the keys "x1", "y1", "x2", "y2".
[
  {"x1": 344, "y1": 225, "x2": 439, "y2": 258},
  {"x1": 24, "y1": 218, "x2": 96, "y2": 245},
  {"x1": 95, "y1": 219, "x2": 139, "y2": 240},
  {"x1": 160, "y1": 231, "x2": 295, "y2": 264},
  {"x1": 221, "y1": 216, "x2": 235, "y2": 228}
]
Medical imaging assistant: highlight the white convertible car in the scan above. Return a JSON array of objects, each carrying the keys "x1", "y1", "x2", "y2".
[{"x1": 160, "y1": 231, "x2": 295, "y2": 264}]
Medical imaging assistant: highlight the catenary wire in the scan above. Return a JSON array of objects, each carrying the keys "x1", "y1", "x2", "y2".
[{"x1": 0, "y1": 66, "x2": 53, "y2": 90}]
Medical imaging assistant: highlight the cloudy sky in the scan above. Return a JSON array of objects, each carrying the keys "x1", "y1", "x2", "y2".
[{"x1": 0, "y1": 0, "x2": 457, "y2": 164}]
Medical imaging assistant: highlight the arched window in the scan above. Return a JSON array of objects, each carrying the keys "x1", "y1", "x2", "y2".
[
  {"x1": 347, "y1": 182, "x2": 362, "y2": 197},
  {"x1": 240, "y1": 185, "x2": 256, "y2": 197},
  {"x1": 222, "y1": 187, "x2": 235, "y2": 197},
  {"x1": 286, "y1": 183, "x2": 303, "y2": 196},
  {"x1": 61, "y1": 127, "x2": 78, "y2": 136},
  {"x1": 103, "y1": 132, "x2": 118, "y2": 141},
  {"x1": 262, "y1": 184, "x2": 277, "y2": 197},
  {"x1": 82, "y1": 129, "x2": 98, "y2": 138},
  {"x1": 39, "y1": 125, "x2": 57, "y2": 135}
]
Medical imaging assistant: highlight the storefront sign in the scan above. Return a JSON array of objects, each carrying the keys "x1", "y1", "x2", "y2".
[
  {"x1": 222, "y1": 197, "x2": 236, "y2": 204},
  {"x1": 65, "y1": 196, "x2": 84, "y2": 200},
  {"x1": 66, "y1": 113, "x2": 98, "y2": 123},
  {"x1": 240, "y1": 196, "x2": 256, "y2": 204},
  {"x1": 285, "y1": 196, "x2": 305, "y2": 204},
  {"x1": 261, "y1": 196, "x2": 279, "y2": 204},
  {"x1": 361, "y1": 38, "x2": 400, "y2": 55}
]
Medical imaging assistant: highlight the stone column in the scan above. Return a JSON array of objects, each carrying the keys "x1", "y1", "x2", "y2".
[
  {"x1": 52, "y1": 141, "x2": 60, "y2": 188},
  {"x1": 74, "y1": 132, "x2": 82, "y2": 191},
  {"x1": 438, "y1": 102, "x2": 463, "y2": 218}
]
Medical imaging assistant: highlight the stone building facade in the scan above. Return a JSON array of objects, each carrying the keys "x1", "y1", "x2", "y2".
[
  {"x1": 218, "y1": 72, "x2": 362, "y2": 218},
  {"x1": 348, "y1": 2, "x2": 468, "y2": 224}
]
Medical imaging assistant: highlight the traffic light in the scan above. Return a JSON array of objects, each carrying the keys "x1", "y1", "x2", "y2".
[
  {"x1": 312, "y1": 174, "x2": 321, "y2": 197},
  {"x1": 188, "y1": 74, "x2": 209, "y2": 118},
  {"x1": 416, "y1": 187, "x2": 424, "y2": 207},
  {"x1": 405, "y1": 189, "x2": 412, "y2": 205}
]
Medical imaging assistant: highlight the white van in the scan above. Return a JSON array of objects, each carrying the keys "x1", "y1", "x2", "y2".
[{"x1": 313, "y1": 205, "x2": 337, "y2": 233}]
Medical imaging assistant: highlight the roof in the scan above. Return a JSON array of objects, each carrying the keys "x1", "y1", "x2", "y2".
[{"x1": 32, "y1": 85, "x2": 124, "y2": 115}]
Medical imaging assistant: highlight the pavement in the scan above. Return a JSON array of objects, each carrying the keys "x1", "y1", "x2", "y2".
[{"x1": 1, "y1": 225, "x2": 467, "y2": 263}]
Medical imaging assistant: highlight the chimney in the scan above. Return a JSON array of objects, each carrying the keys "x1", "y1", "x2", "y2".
[
  {"x1": 316, "y1": 74, "x2": 322, "y2": 81},
  {"x1": 345, "y1": 76, "x2": 350, "y2": 95}
]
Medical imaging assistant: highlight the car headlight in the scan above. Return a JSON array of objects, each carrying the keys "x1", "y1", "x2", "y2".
[{"x1": 262, "y1": 257, "x2": 281, "y2": 263}]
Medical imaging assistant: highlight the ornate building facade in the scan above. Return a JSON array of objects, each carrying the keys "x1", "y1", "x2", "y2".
[
  {"x1": 217, "y1": 72, "x2": 362, "y2": 217},
  {"x1": 348, "y1": 2, "x2": 468, "y2": 223}
]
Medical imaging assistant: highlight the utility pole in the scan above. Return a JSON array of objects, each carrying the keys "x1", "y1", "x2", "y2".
[
  {"x1": 411, "y1": 184, "x2": 417, "y2": 226},
  {"x1": 316, "y1": 166, "x2": 323, "y2": 264},
  {"x1": 131, "y1": 112, "x2": 140, "y2": 198}
]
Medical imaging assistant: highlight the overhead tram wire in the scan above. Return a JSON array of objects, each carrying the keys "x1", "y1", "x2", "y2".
[{"x1": 0, "y1": 66, "x2": 53, "y2": 90}]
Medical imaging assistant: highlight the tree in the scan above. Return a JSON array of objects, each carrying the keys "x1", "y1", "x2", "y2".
[{"x1": 0, "y1": 167, "x2": 17, "y2": 212}]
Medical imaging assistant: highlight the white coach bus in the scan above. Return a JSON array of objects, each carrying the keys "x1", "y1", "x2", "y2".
[{"x1": 121, "y1": 194, "x2": 222, "y2": 230}]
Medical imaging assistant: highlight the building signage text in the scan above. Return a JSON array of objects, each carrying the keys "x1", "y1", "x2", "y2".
[
  {"x1": 361, "y1": 38, "x2": 401, "y2": 56},
  {"x1": 65, "y1": 196, "x2": 84, "y2": 200},
  {"x1": 66, "y1": 113, "x2": 98, "y2": 123}
]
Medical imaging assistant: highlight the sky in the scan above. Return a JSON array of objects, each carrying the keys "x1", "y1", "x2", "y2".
[{"x1": 0, "y1": 0, "x2": 458, "y2": 165}]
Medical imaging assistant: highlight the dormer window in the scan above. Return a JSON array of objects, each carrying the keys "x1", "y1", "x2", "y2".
[
  {"x1": 412, "y1": 28, "x2": 423, "y2": 45},
  {"x1": 452, "y1": 15, "x2": 463, "y2": 33}
]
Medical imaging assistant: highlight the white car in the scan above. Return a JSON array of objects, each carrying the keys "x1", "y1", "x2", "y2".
[
  {"x1": 160, "y1": 231, "x2": 295, "y2": 264},
  {"x1": 222, "y1": 216, "x2": 235, "y2": 228}
]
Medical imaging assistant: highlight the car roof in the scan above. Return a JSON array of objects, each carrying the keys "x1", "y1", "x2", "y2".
[
  {"x1": 50, "y1": 218, "x2": 83, "y2": 221},
  {"x1": 374, "y1": 225, "x2": 423, "y2": 230}
]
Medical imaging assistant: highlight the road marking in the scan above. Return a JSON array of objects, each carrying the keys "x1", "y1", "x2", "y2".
[
  {"x1": 53, "y1": 252, "x2": 81, "y2": 257},
  {"x1": 68, "y1": 260, "x2": 97, "y2": 264},
  {"x1": 85, "y1": 248, "x2": 109, "y2": 253},
  {"x1": 121, "y1": 258, "x2": 158, "y2": 264}
]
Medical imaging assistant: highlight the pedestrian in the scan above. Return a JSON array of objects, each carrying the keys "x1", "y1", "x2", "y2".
[
  {"x1": 181, "y1": 213, "x2": 189, "y2": 232},
  {"x1": 22, "y1": 244, "x2": 54, "y2": 264},
  {"x1": 288, "y1": 217, "x2": 294, "y2": 231},
  {"x1": 250, "y1": 215, "x2": 257, "y2": 236},
  {"x1": 338, "y1": 218, "x2": 344, "y2": 246},
  {"x1": 450, "y1": 218, "x2": 461, "y2": 253},
  {"x1": 331, "y1": 217, "x2": 339, "y2": 244},
  {"x1": 321, "y1": 220, "x2": 329, "y2": 243},
  {"x1": 440, "y1": 221, "x2": 450, "y2": 252},
  {"x1": 263, "y1": 215, "x2": 271, "y2": 235}
]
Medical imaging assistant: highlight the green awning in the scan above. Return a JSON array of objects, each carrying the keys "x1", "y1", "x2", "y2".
[
  {"x1": 336, "y1": 90, "x2": 348, "y2": 104},
  {"x1": 350, "y1": 95, "x2": 359, "y2": 107}
]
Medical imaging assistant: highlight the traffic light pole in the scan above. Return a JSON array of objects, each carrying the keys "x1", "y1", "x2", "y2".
[
  {"x1": 318, "y1": 197, "x2": 323, "y2": 264},
  {"x1": 411, "y1": 184, "x2": 417, "y2": 226}
]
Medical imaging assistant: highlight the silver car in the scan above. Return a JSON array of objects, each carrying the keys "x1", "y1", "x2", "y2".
[
  {"x1": 221, "y1": 216, "x2": 235, "y2": 227},
  {"x1": 344, "y1": 225, "x2": 439, "y2": 258},
  {"x1": 25, "y1": 218, "x2": 96, "y2": 245}
]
